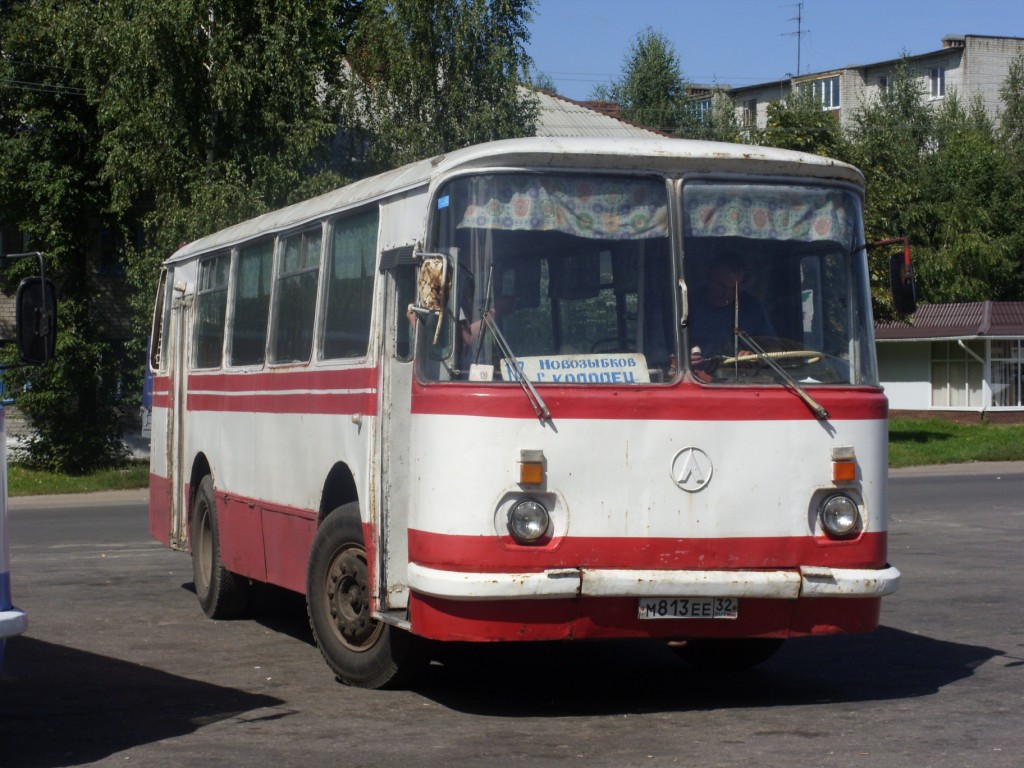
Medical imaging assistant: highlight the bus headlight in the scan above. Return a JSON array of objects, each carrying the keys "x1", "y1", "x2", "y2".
[
  {"x1": 507, "y1": 499, "x2": 550, "y2": 543},
  {"x1": 819, "y1": 494, "x2": 861, "y2": 537}
]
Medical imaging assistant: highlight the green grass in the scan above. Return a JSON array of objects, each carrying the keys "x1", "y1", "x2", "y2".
[
  {"x1": 4, "y1": 419, "x2": 1023, "y2": 496},
  {"x1": 8, "y1": 460, "x2": 150, "y2": 497},
  {"x1": 888, "y1": 418, "x2": 1024, "y2": 468}
]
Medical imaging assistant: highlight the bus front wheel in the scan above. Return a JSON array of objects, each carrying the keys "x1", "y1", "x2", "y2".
[
  {"x1": 306, "y1": 504, "x2": 425, "y2": 689},
  {"x1": 191, "y1": 475, "x2": 250, "y2": 619}
]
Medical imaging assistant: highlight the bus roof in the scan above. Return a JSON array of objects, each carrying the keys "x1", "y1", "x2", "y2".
[{"x1": 166, "y1": 136, "x2": 864, "y2": 264}]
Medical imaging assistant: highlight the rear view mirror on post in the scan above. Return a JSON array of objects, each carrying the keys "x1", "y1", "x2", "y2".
[
  {"x1": 6, "y1": 252, "x2": 58, "y2": 367},
  {"x1": 864, "y1": 237, "x2": 916, "y2": 316},
  {"x1": 15, "y1": 277, "x2": 57, "y2": 366},
  {"x1": 888, "y1": 240, "x2": 916, "y2": 316}
]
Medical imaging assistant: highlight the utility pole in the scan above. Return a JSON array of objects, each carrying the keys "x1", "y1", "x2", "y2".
[{"x1": 782, "y1": 2, "x2": 809, "y2": 76}]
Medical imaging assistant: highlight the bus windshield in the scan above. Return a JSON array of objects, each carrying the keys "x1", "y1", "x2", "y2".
[
  {"x1": 428, "y1": 173, "x2": 676, "y2": 384},
  {"x1": 682, "y1": 181, "x2": 876, "y2": 387},
  {"x1": 425, "y1": 172, "x2": 876, "y2": 388}
]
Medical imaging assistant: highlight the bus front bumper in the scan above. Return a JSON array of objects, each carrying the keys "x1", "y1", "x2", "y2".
[{"x1": 406, "y1": 563, "x2": 901, "y2": 601}]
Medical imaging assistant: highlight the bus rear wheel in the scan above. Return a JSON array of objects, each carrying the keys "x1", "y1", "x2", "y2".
[
  {"x1": 306, "y1": 504, "x2": 425, "y2": 689},
  {"x1": 672, "y1": 638, "x2": 784, "y2": 671},
  {"x1": 191, "y1": 475, "x2": 250, "y2": 619}
]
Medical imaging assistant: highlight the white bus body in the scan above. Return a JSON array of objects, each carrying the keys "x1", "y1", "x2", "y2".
[{"x1": 148, "y1": 137, "x2": 898, "y2": 687}]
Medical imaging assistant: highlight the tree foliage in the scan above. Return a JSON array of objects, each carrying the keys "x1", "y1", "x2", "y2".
[
  {"x1": 345, "y1": 0, "x2": 538, "y2": 171},
  {"x1": 0, "y1": 0, "x2": 535, "y2": 472},
  {"x1": 591, "y1": 27, "x2": 688, "y2": 132},
  {"x1": 754, "y1": 87, "x2": 846, "y2": 157}
]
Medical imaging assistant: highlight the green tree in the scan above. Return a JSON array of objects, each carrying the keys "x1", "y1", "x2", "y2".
[
  {"x1": 345, "y1": 0, "x2": 539, "y2": 172},
  {"x1": 842, "y1": 58, "x2": 935, "y2": 317},
  {"x1": 0, "y1": 0, "x2": 356, "y2": 472},
  {"x1": 915, "y1": 94, "x2": 1022, "y2": 302},
  {"x1": 999, "y1": 53, "x2": 1024, "y2": 155},
  {"x1": 753, "y1": 86, "x2": 846, "y2": 157},
  {"x1": 591, "y1": 27, "x2": 688, "y2": 132}
]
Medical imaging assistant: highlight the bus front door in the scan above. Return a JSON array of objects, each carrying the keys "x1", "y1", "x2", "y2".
[{"x1": 167, "y1": 283, "x2": 191, "y2": 551}]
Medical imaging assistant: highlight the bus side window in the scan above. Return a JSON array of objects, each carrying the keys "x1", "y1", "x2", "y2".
[
  {"x1": 321, "y1": 208, "x2": 379, "y2": 360},
  {"x1": 395, "y1": 264, "x2": 416, "y2": 362},
  {"x1": 229, "y1": 239, "x2": 273, "y2": 367},
  {"x1": 150, "y1": 269, "x2": 169, "y2": 371},
  {"x1": 271, "y1": 228, "x2": 321, "y2": 365},
  {"x1": 193, "y1": 253, "x2": 230, "y2": 369}
]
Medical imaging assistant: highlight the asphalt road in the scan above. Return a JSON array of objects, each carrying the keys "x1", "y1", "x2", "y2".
[{"x1": 1, "y1": 464, "x2": 1022, "y2": 768}]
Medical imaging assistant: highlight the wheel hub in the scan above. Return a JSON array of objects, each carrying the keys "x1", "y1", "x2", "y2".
[{"x1": 325, "y1": 547, "x2": 381, "y2": 649}]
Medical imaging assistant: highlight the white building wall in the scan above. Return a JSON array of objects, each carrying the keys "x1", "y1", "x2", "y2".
[
  {"x1": 728, "y1": 36, "x2": 1024, "y2": 133},
  {"x1": 877, "y1": 341, "x2": 931, "y2": 410},
  {"x1": 963, "y1": 36, "x2": 1024, "y2": 122}
]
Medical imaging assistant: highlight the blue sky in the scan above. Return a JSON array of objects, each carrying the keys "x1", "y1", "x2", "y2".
[{"x1": 527, "y1": 0, "x2": 1022, "y2": 100}]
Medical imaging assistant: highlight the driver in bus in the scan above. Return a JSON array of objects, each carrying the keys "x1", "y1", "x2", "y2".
[{"x1": 688, "y1": 251, "x2": 775, "y2": 369}]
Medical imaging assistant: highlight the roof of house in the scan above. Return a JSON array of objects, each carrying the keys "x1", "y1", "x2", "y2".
[
  {"x1": 530, "y1": 89, "x2": 667, "y2": 139},
  {"x1": 876, "y1": 302, "x2": 1024, "y2": 340}
]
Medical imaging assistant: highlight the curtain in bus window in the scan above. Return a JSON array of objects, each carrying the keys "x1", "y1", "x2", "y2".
[
  {"x1": 456, "y1": 176, "x2": 668, "y2": 239},
  {"x1": 683, "y1": 186, "x2": 856, "y2": 247},
  {"x1": 229, "y1": 240, "x2": 273, "y2": 366},
  {"x1": 193, "y1": 253, "x2": 229, "y2": 369},
  {"x1": 271, "y1": 229, "x2": 321, "y2": 364},
  {"x1": 322, "y1": 209, "x2": 379, "y2": 360}
]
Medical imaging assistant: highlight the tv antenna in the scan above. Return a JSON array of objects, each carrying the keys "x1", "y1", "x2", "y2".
[{"x1": 782, "y1": 2, "x2": 809, "y2": 75}]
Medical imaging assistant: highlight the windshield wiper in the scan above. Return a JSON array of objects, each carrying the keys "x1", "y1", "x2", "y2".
[
  {"x1": 735, "y1": 329, "x2": 829, "y2": 420},
  {"x1": 482, "y1": 311, "x2": 550, "y2": 421}
]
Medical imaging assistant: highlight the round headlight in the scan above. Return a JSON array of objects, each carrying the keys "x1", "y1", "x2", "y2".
[
  {"x1": 820, "y1": 494, "x2": 861, "y2": 537},
  {"x1": 507, "y1": 499, "x2": 550, "y2": 543}
]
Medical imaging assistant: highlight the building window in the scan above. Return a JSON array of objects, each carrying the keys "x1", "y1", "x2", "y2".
[
  {"x1": 811, "y1": 75, "x2": 841, "y2": 109},
  {"x1": 930, "y1": 67, "x2": 946, "y2": 99},
  {"x1": 878, "y1": 75, "x2": 888, "y2": 92},
  {"x1": 689, "y1": 98, "x2": 712, "y2": 123},
  {"x1": 990, "y1": 340, "x2": 1024, "y2": 408},
  {"x1": 742, "y1": 98, "x2": 757, "y2": 128},
  {"x1": 930, "y1": 341, "x2": 983, "y2": 408}
]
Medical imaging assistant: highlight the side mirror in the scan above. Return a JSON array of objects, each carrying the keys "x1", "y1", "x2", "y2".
[
  {"x1": 865, "y1": 237, "x2": 916, "y2": 316},
  {"x1": 888, "y1": 239, "x2": 916, "y2": 316},
  {"x1": 15, "y1": 277, "x2": 58, "y2": 366},
  {"x1": 412, "y1": 253, "x2": 451, "y2": 347},
  {"x1": 415, "y1": 254, "x2": 448, "y2": 312}
]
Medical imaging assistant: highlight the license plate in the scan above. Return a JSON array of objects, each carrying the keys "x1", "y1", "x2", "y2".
[{"x1": 637, "y1": 597, "x2": 739, "y2": 620}]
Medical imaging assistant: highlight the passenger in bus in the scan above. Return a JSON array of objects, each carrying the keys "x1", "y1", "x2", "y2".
[{"x1": 689, "y1": 251, "x2": 775, "y2": 367}]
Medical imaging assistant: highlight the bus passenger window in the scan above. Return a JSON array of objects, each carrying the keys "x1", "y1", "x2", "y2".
[
  {"x1": 271, "y1": 228, "x2": 321, "y2": 364},
  {"x1": 229, "y1": 239, "x2": 273, "y2": 366},
  {"x1": 193, "y1": 253, "x2": 230, "y2": 369},
  {"x1": 321, "y1": 209, "x2": 378, "y2": 360}
]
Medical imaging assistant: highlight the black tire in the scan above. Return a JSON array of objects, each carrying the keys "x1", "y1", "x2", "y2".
[
  {"x1": 191, "y1": 475, "x2": 250, "y2": 619},
  {"x1": 672, "y1": 638, "x2": 784, "y2": 671},
  {"x1": 306, "y1": 503, "x2": 426, "y2": 689}
]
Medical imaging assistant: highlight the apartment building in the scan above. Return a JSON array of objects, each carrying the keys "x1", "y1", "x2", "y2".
[{"x1": 726, "y1": 34, "x2": 1024, "y2": 132}]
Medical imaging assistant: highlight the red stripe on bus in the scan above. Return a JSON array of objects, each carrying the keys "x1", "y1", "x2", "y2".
[
  {"x1": 408, "y1": 529, "x2": 888, "y2": 572},
  {"x1": 187, "y1": 367, "x2": 379, "y2": 393},
  {"x1": 411, "y1": 381, "x2": 888, "y2": 421}
]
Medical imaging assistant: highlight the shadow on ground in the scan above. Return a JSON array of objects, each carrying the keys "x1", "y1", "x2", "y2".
[
  {"x1": 412, "y1": 626, "x2": 1002, "y2": 716},
  {"x1": 0, "y1": 637, "x2": 286, "y2": 768}
]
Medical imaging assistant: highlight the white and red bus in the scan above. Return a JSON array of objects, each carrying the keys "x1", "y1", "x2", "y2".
[{"x1": 148, "y1": 137, "x2": 906, "y2": 688}]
